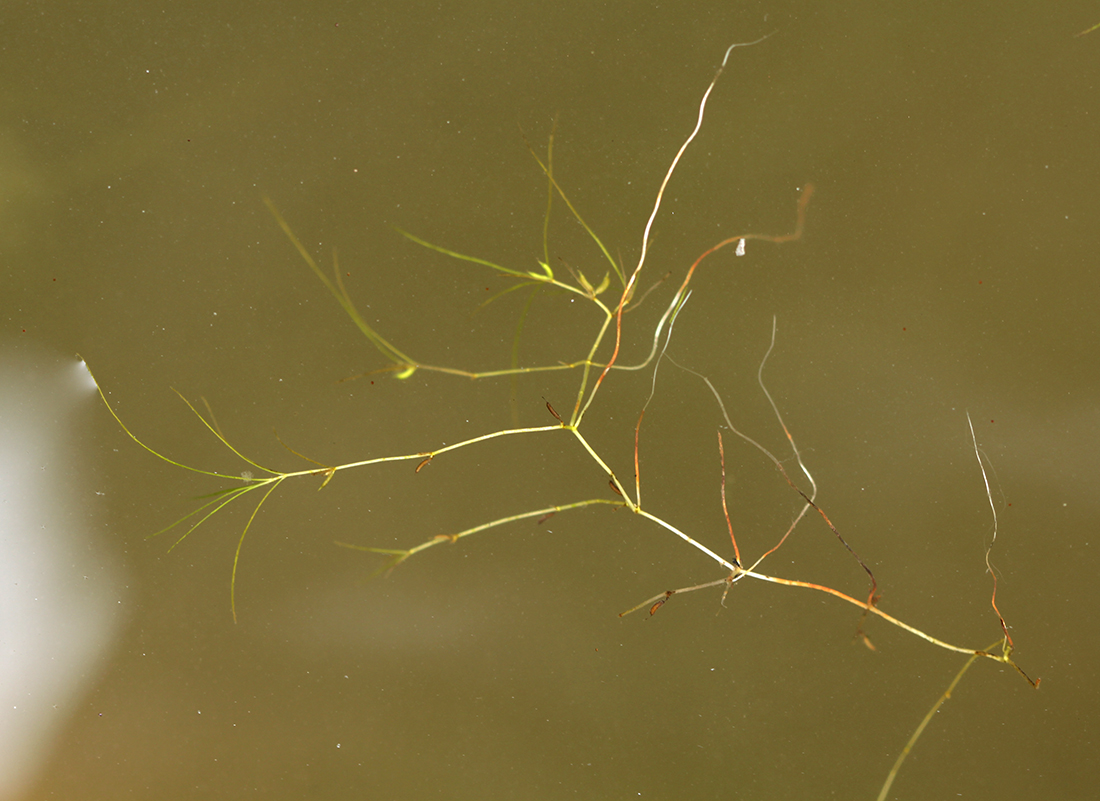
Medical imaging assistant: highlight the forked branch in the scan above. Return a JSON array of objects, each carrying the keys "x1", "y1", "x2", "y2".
[{"x1": 90, "y1": 42, "x2": 1036, "y2": 801}]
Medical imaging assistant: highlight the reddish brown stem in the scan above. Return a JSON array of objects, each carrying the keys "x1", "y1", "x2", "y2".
[
  {"x1": 775, "y1": 461, "x2": 880, "y2": 633},
  {"x1": 717, "y1": 431, "x2": 742, "y2": 567}
]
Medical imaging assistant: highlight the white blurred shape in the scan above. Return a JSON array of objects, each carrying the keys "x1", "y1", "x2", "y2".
[
  {"x1": 69, "y1": 357, "x2": 99, "y2": 395},
  {"x1": 0, "y1": 346, "x2": 126, "y2": 800}
]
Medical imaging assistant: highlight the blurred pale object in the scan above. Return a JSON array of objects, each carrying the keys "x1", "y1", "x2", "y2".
[{"x1": 0, "y1": 346, "x2": 126, "y2": 800}]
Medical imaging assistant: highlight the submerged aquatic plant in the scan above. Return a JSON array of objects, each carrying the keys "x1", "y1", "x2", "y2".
[{"x1": 87, "y1": 37, "x2": 1037, "y2": 798}]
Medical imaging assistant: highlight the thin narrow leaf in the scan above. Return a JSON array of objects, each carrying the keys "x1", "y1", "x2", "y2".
[
  {"x1": 523, "y1": 144, "x2": 624, "y2": 286},
  {"x1": 394, "y1": 226, "x2": 533, "y2": 279},
  {"x1": 230, "y1": 479, "x2": 283, "y2": 623},
  {"x1": 171, "y1": 388, "x2": 280, "y2": 475},
  {"x1": 264, "y1": 197, "x2": 416, "y2": 369}
]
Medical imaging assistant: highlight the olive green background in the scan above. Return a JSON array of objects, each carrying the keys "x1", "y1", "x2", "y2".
[{"x1": 3, "y1": 2, "x2": 1097, "y2": 798}]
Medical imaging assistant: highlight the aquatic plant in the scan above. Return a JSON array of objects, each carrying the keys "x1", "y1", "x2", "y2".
[{"x1": 86, "y1": 38, "x2": 1037, "y2": 798}]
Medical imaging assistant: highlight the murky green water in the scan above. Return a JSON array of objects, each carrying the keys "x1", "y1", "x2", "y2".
[{"x1": 3, "y1": 3, "x2": 1096, "y2": 799}]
